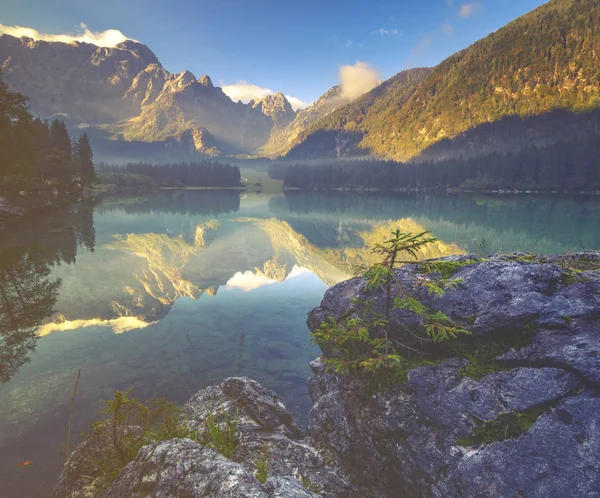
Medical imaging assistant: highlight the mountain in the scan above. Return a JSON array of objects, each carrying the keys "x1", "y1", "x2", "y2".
[
  {"x1": 284, "y1": 68, "x2": 431, "y2": 159},
  {"x1": 102, "y1": 72, "x2": 278, "y2": 155},
  {"x1": 0, "y1": 36, "x2": 159, "y2": 124},
  {"x1": 250, "y1": 92, "x2": 295, "y2": 128},
  {"x1": 285, "y1": 0, "x2": 600, "y2": 162},
  {"x1": 260, "y1": 84, "x2": 350, "y2": 158},
  {"x1": 0, "y1": 34, "x2": 295, "y2": 157}
]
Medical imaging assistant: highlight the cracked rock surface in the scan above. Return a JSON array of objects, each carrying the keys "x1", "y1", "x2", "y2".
[{"x1": 306, "y1": 253, "x2": 600, "y2": 497}]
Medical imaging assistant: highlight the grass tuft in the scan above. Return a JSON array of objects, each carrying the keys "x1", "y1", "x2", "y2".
[{"x1": 204, "y1": 406, "x2": 239, "y2": 459}]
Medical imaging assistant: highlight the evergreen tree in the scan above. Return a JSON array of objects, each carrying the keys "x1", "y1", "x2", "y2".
[
  {"x1": 48, "y1": 119, "x2": 74, "y2": 183},
  {"x1": 30, "y1": 118, "x2": 53, "y2": 181},
  {"x1": 0, "y1": 72, "x2": 35, "y2": 178},
  {"x1": 74, "y1": 133, "x2": 96, "y2": 183},
  {"x1": 0, "y1": 71, "x2": 97, "y2": 209}
]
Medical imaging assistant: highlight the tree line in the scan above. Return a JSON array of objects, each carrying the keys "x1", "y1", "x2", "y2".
[
  {"x1": 97, "y1": 161, "x2": 241, "y2": 189},
  {"x1": 275, "y1": 135, "x2": 600, "y2": 192},
  {"x1": 0, "y1": 72, "x2": 96, "y2": 198}
]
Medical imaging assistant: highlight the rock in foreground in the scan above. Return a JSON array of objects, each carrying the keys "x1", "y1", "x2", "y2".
[
  {"x1": 53, "y1": 377, "x2": 352, "y2": 498},
  {"x1": 54, "y1": 253, "x2": 600, "y2": 497},
  {"x1": 307, "y1": 252, "x2": 600, "y2": 497}
]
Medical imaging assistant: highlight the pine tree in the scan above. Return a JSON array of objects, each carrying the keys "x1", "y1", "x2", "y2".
[
  {"x1": 30, "y1": 118, "x2": 53, "y2": 180},
  {"x1": 0, "y1": 72, "x2": 35, "y2": 178},
  {"x1": 74, "y1": 133, "x2": 96, "y2": 184},
  {"x1": 48, "y1": 119, "x2": 74, "y2": 183}
]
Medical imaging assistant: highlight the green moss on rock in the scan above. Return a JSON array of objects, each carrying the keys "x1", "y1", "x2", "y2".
[
  {"x1": 457, "y1": 410, "x2": 541, "y2": 446},
  {"x1": 452, "y1": 322, "x2": 537, "y2": 380},
  {"x1": 418, "y1": 258, "x2": 485, "y2": 279}
]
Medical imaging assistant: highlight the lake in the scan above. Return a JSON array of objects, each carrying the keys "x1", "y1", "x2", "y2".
[{"x1": 1, "y1": 190, "x2": 600, "y2": 497}]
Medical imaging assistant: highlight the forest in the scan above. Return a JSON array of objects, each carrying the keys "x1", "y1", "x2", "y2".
[
  {"x1": 0, "y1": 73, "x2": 96, "y2": 216},
  {"x1": 97, "y1": 161, "x2": 241, "y2": 189},
  {"x1": 277, "y1": 134, "x2": 600, "y2": 192},
  {"x1": 0, "y1": 73, "x2": 96, "y2": 203}
]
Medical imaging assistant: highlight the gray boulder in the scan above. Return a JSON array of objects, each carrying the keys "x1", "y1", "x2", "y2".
[
  {"x1": 306, "y1": 252, "x2": 600, "y2": 497},
  {"x1": 181, "y1": 377, "x2": 355, "y2": 497},
  {"x1": 500, "y1": 321, "x2": 600, "y2": 385},
  {"x1": 439, "y1": 394, "x2": 600, "y2": 498},
  {"x1": 102, "y1": 438, "x2": 268, "y2": 498},
  {"x1": 308, "y1": 253, "x2": 600, "y2": 341},
  {"x1": 53, "y1": 377, "x2": 346, "y2": 498},
  {"x1": 265, "y1": 476, "x2": 322, "y2": 498}
]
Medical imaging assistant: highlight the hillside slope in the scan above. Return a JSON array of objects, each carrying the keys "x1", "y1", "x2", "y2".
[
  {"x1": 260, "y1": 85, "x2": 351, "y2": 157},
  {"x1": 285, "y1": 0, "x2": 600, "y2": 161},
  {"x1": 285, "y1": 68, "x2": 431, "y2": 159}
]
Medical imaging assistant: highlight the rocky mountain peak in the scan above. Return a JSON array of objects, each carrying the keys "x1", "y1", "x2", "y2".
[
  {"x1": 298, "y1": 85, "x2": 345, "y2": 118},
  {"x1": 114, "y1": 40, "x2": 160, "y2": 67},
  {"x1": 0, "y1": 34, "x2": 163, "y2": 123},
  {"x1": 251, "y1": 92, "x2": 295, "y2": 127},
  {"x1": 197, "y1": 74, "x2": 213, "y2": 87},
  {"x1": 175, "y1": 70, "x2": 196, "y2": 87}
]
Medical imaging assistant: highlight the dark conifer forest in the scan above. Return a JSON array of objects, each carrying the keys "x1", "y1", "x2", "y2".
[
  {"x1": 275, "y1": 134, "x2": 600, "y2": 192},
  {"x1": 97, "y1": 161, "x2": 241, "y2": 189},
  {"x1": 0, "y1": 72, "x2": 96, "y2": 203}
]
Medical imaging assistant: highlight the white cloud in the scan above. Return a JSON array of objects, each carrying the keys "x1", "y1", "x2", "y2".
[
  {"x1": 339, "y1": 61, "x2": 380, "y2": 100},
  {"x1": 285, "y1": 95, "x2": 309, "y2": 110},
  {"x1": 459, "y1": 2, "x2": 480, "y2": 18},
  {"x1": 221, "y1": 80, "x2": 273, "y2": 102},
  {"x1": 375, "y1": 28, "x2": 401, "y2": 36},
  {"x1": 225, "y1": 271, "x2": 277, "y2": 291},
  {"x1": 0, "y1": 22, "x2": 135, "y2": 47},
  {"x1": 38, "y1": 316, "x2": 154, "y2": 336},
  {"x1": 220, "y1": 80, "x2": 308, "y2": 110},
  {"x1": 285, "y1": 265, "x2": 311, "y2": 279},
  {"x1": 345, "y1": 39, "x2": 353, "y2": 47}
]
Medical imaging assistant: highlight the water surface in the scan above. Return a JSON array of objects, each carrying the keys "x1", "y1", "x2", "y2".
[{"x1": 1, "y1": 191, "x2": 599, "y2": 496}]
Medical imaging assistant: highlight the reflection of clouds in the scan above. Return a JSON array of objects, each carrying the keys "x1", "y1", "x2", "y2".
[
  {"x1": 38, "y1": 317, "x2": 154, "y2": 336},
  {"x1": 285, "y1": 265, "x2": 312, "y2": 279},
  {"x1": 225, "y1": 271, "x2": 277, "y2": 292}
]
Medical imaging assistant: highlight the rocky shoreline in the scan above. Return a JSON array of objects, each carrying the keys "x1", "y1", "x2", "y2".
[{"x1": 54, "y1": 252, "x2": 600, "y2": 497}]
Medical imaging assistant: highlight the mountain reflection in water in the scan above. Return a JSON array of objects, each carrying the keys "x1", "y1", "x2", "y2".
[{"x1": 1, "y1": 190, "x2": 600, "y2": 497}]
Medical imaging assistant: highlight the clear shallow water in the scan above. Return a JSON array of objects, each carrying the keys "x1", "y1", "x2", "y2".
[{"x1": 1, "y1": 190, "x2": 600, "y2": 496}]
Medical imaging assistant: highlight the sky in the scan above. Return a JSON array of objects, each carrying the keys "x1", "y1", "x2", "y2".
[{"x1": 0, "y1": 0, "x2": 549, "y2": 108}]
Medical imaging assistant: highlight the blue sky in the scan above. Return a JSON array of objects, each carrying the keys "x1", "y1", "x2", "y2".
[{"x1": 0, "y1": 0, "x2": 549, "y2": 107}]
